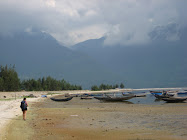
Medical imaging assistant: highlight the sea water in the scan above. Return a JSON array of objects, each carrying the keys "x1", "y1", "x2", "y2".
[{"x1": 103, "y1": 90, "x2": 187, "y2": 105}]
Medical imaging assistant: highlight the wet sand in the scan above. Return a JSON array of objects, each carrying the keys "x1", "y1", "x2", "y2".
[{"x1": 2, "y1": 95, "x2": 187, "y2": 140}]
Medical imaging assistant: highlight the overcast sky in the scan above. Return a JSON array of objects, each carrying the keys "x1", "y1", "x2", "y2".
[{"x1": 0, "y1": 0, "x2": 186, "y2": 46}]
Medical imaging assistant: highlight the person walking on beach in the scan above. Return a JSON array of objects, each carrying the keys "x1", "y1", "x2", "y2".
[{"x1": 20, "y1": 98, "x2": 28, "y2": 120}]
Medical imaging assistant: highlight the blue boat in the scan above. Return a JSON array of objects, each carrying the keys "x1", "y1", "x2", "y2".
[
  {"x1": 177, "y1": 92, "x2": 187, "y2": 95},
  {"x1": 150, "y1": 90, "x2": 163, "y2": 95},
  {"x1": 150, "y1": 92, "x2": 162, "y2": 95}
]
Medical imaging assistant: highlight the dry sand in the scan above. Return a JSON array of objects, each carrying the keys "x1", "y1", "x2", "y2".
[
  {"x1": 1, "y1": 94, "x2": 187, "y2": 140},
  {"x1": 0, "y1": 97, "x2": 45, "y2": 138}
]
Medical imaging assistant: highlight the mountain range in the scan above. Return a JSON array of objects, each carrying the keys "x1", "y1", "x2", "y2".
[
  {"x1": 0, "y1": 31, "x2": 120, "y2": 89},
  {"x1": 71, "y1": 23, "x2": 187, "y2": 88},
  {"x1": 0, "y1": 24, "x2": 187, "y2": 89}
]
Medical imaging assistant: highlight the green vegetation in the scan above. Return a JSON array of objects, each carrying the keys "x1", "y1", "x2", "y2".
[
  {"x1": 91, "y1": 83, "x2": 125, "y2": 91},
  {"x1": 0, "y1": 65, "x2": 20, "y2": 91},
  {"x1": 21, "y1": 77, "x2": 82, "y2": 91},
  {"x1": 0, "y1": 65, "x2": 82, "y2": 91},
  {"x1": 0, "y1": 65, "x2": 125, "y2": 91},
  {"x1": 120, "y1": 83, "x2": 125, "y2": 88}
]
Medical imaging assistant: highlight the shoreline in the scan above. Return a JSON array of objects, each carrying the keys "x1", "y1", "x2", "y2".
[{"x1": 0, "y1": 87, "x2": 186, "y2": 100}]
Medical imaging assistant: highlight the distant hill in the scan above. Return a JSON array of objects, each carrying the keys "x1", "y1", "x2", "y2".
[
  {"x1": 0, "y1": 31, "x2": 121, "y2": 89},
  {"x1": 1, "y1": 24, "x2": 187, "y2": 89},
  {"x1": 71, "y1": 25, "x2": 187, "y2": 88}
]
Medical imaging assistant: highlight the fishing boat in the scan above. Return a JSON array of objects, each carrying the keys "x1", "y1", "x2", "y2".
[
  {"x1": 134, "y1": 94, "x2": 146, "y2": 97},
  {"x1": 80, "y1": 96, "x2": 93, "y2": 99},
  {"x1": 151, "y1": 92, "x2": 162, "y2": 95},
  {"x1": 177, "y1": 92, "x2": 187, "y2": 95},
  {"x1": 94, "y1": 95, "x2": 134, "y2": 101},
  {"x1": 122, "y1": 92, "x2": 134, "y2": 96},
  {"x1": 150, "y1": 90, "x2": 162, "y2": 93},
  {"x1": 150, "y1": 91, "x2": 162, "y2": 95},
  {"x1": 122, "y1": 92, "x2": 146, "y2": 97},
  {"x1": 162, "y1": 97, "x2": 187, "y2": 103},
  {"x1": 50, "y1": 97, "x2": 73, "y2": 102},
  {"x1": 154, "y1": 94, "x2": 174, "y2": 99}
]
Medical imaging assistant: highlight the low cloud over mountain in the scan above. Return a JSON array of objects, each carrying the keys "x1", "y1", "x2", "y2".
[{"x1": 0, "y1": 0, "x2": 187, "y2": 46}]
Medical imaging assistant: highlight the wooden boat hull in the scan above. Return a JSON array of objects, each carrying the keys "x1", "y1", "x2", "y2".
[
  {"x1": 50, "y1": 97, "x2": 73, "y2": 102},
  {"x1": 80, "y1": 97, "x2": 93, "y2": 99},
  {"x1": 94, "y1": 96, "x2": 134, "y2": 101},
  {"x1": 177, "y1": 92, "x2": 187, "y2": 95},
  {"x1": 154, "y1": 94, "x2": 174, "y2": 99},
  {"x1": 134, "y1": 94, "x2": 146, "y2": 97},
  {"x1": 162, "y1": 97, "x2": 187, "y2": 103},
  {"x1": 150, "y1": 90, "x2": 162, "y2": 93},
  {"x1": 122, "y1": 92, "x2": 135, "y2": 96}
]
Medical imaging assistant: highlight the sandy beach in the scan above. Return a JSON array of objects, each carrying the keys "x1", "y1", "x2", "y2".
[
  {"x1": 0, "y1": 89, "x2": 122, "y2": 136},
  {"x1": 0, "y1": 96, "x2": 44, "y2": 138},
  {"x1": 1, "y1": 90, "x2": 187, "y2": 140}
]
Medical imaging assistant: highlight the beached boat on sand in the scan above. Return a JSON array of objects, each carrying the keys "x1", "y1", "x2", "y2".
[
  {"x1": 150, "y1": 90, "x2": 162, "y2": 93},
  {"x1": 94, "y1": 95, "x2": 134, "y2": 101},
  {"x1": 80, "y1": 96, "x2": 93, "y2": 99},
  {"x1": 177, "y1": 92, "x2": 187, "y2": 95},
  {"x1": 122, "y1": 92, "x2": 146, "y2": 97},
  {"x1": 154, "y1": 94, "x2": 174, "y2": 99},
  {"x1": 122, "y1": 92, "x2": 135, "y2": 97},
  {"x1": 162, "y1": 97, "x2": 187, "y2": 103},
  {"x1": 134, "y1": 94, "x2": 146, "y2": 97},
  {"x1": 150, "y1": 91, "x2": 162, "y2": 95},
  {"x1": 50, "y1": 97, "x2": 73, "y2": 102}
]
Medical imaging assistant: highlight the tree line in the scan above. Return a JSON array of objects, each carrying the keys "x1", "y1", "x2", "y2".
[
  {"x1": 91, "y1": 83, "x2": 125, "y2": 91},
  {"x1": 0, "y1": 65, "x2": 20, "y2": 91},
  {"x1": 21, "y1": 77, "x2": 82, "y2": 91},
  {"x1": 0, "y1": 65, "x2": 82, "y2": 91},
  {"x1": 0, "y1": 65, "x2": 125, "y2": 91}
]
